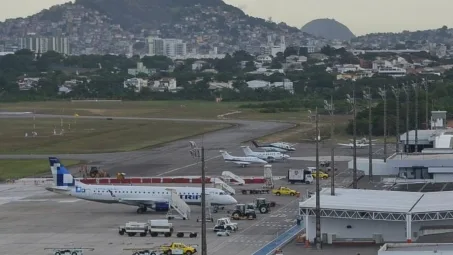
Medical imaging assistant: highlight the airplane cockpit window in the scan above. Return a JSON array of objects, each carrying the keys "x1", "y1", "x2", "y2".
[{"x1": 219, "y1": 192, "x2": 225, "y2": 195}]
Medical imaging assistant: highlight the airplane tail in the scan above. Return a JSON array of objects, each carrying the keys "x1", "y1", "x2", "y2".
[
  {"x1": 189, "y1": 141, "x2": 198, "y2": 149},
  {"x1": 241, "y1": 146, "x2": 254, "y2": 156},
  {"x1": 251, "y1": 141, "x2": 261, "y2": 148},
  {"x1": 220, "y1": 150, "x2": 232, "y2": 160},
  {"x1": 49, "y1": 157, "x2": 78, "y2": 188}
]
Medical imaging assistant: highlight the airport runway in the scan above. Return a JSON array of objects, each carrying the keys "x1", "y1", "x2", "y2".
[{"x1": 0, "y1": 114, "x2": 295, "y2": 177}]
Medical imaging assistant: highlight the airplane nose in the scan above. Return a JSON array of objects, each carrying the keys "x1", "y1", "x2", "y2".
[{"x1": 230, "y1": 196, "x2": 238, "y2": 204}]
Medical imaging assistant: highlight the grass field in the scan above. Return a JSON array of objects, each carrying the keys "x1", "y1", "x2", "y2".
[
  {"x1": 0, "y1": 159, "x2": 80, "y2": 180},
  {"x1": 0, "y1": 100, "x2": 309, "y2": 121},
  {"x1": 0, "y1": 118, "x2": 229, "y2": 154}
]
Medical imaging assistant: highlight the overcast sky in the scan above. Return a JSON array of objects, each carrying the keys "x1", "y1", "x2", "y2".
[{"x1": 1, "y1": 0, "x2": 452, "y2": 35}]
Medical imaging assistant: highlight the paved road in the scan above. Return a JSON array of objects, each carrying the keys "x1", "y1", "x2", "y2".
[{"x1": 0, "y1": 114, "x2": 294, "y2": 176}]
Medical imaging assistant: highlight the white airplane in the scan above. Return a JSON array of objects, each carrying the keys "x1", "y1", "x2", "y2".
[
  {"x1": 241, "y1": 146, "x2": 290, "y2": 162},
  {"x1": 350, "y1": 138, "x2": 377, "y2": 144},
  {"x1": 220, "y1": 150, "x2": 268, "y2": 167},
  {"x1": 45, "y1": 157, "x2": 237, "y2": 214},
  {"x1": 251, "y1": 140, "x2": 296, "y2": 152},
  {"x1": 337, "y1": 142, "x2": 373, "y2": 149}
]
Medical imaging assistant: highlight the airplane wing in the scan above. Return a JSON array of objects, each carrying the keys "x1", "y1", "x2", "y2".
[
  {"x1": 337, "y1": 143, "x2": 351, "y2": 147},
  {"x1": 232, "y1": 161, "x2": 251, "y2": 165},
  {"x1": 116, "y1": 197, "x2": 168, "y2": 206}
]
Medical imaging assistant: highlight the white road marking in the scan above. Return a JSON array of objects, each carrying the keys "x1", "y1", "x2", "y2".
[
  {"x1": 209, "y1": 199, "x2": 298, "y2": 253},
  {"x1": 156, "y1": 155, "x2": 221, "y2": 176}
]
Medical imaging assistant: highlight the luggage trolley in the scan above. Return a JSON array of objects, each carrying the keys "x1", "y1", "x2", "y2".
[{"x1": 44, "y1": 248, "x2": 95, "y2": 255}]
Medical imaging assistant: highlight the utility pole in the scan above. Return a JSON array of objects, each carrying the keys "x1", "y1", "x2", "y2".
[
  {"x1": 315, "y1": 107, "x2": 322, "y2": 250},
  {"x1": 346, "y1": 85, "x2": 357, "y2": 189},
  {"x1": 189, "y1": 142, "x2": 207, "y2": 255},
  {"x1": 413, "y1": 82, "x2": 419, "y2": 152},
  {"x1": 378, "y1": 86, "x2": 387, "y2": 162},
  {"x1": 201, "y1": 146, "x2": 207, "y2": 255},
  {"x1": 391, "y1": 85, "x2": 400, "y2": 153},
  {"x1": 363, "y1": 88, "x2": 373, "y2": 181},
  {"x1": 403, "y1": 84, "x2": 411, "y2": 153},
  {"x1": 324, "y1": 97, "x2": 335, "y2": 196},
  {"x1": 422, "y1": 79, "x2": 429, "y2": 130}
]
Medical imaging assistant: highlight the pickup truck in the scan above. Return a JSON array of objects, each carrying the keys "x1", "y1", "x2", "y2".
[
  {"x1": 159, "y1": 242, "x2": 197, "y2": 255},
  {"x1": 271, "y1": 186, "x2": 298, "y2": 196}
]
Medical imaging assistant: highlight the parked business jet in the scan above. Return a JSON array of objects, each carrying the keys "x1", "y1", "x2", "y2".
[
  {"x1": 351, "y1": 138, "x2": 378, "y2": 144},
  {"x1": 241, "y1": 146, "x2": 290, "y2": 162},
  {"x1": 220, "y1": 151, "x2": 268, "y2": 167},
  {"x1": 251, "y1": 140, "x2": 296, "y2": 152},
  {"x1": 337, "y1": 142, "x2": 372, "y2": 149},
  {"x1": 45, "y1": 157, "x2": 237, "y2": 214}
]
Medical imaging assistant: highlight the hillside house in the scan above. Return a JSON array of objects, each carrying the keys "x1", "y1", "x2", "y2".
[{"x1": 124, "y1": 78, "x2": 148, "y2": 92}]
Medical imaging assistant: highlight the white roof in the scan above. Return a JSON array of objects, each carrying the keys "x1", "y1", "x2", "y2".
[{"x1": 299, "y1": 188, "x2": 453, "y2": 214}]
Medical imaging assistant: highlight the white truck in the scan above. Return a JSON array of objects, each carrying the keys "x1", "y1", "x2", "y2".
[
  {"x1": 119, "y1": 221, "x2": 149, "y2": 237},
  {"x1": 287, "y1": 169, "x2": 313, "y2": 184},
  {"x1": 148, "y1": 219, "x2": 174, "y2": 237},
  {"x1": 213, "y1": 217, "x2": 238, "y2": 232}
]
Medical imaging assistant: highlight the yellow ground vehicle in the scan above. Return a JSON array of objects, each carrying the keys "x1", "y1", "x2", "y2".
[
  {"x1": 159, "y1": 242, "x2": 197, "y2": 255},
  {"x1": 312, "y1": 170, "x2": 329, "y2": 179},
  {"x1": 271, "y1": 186, "x2": 298, "y2": 196}
]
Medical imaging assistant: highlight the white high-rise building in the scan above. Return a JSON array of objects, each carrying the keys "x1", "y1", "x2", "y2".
[
  {"x1": 147, "y1": 37, "x2": 186, "y2": 57},
  {"x1": 19, "y1": 36, "x2": 70, "y2": 55}
]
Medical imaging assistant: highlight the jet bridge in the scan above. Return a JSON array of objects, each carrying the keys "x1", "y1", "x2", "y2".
[
  {"x1": 212, "y1": 178, "x2": 236, "y2": 195},
  {"x1": 221, "y1": 171, "x2": 245, "y2": 185},
  {"x1": 165, "y1": 188, "x2": 191, "y2": 220}
]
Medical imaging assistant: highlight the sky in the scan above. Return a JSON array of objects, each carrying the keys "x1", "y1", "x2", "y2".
[{"x1": 1, "y1": 0, "x2": 452, "y2": 36}]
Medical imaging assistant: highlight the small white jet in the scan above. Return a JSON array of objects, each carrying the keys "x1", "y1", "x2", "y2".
[
  {"x1": 337, "y1": 142, "x2": 372, "y2": 149},
  {"x1": 350, "y1": 138, "x2": 377, "y2": 144},
  {"x1": 241, "y1": 146, "x2": 290, "y2": 162},
  {"x1": 45, "y1": 157, "x2": 237, "y2": 214},
  {"x1": 220, "y1": 150, "x2": 268, "y2": 167},
  {"x1": 251, "y1": 140, "x2": 296, "y2": 152}
]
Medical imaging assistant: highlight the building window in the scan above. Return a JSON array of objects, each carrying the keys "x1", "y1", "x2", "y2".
[{"x1": 398, "y1": 167, "x2": 432, "y2": 179}]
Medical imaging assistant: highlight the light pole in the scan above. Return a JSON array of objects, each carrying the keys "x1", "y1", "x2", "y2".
[
  {"x1": 324, "y1": 97, "x2": 335, "y2": 196},
  {"x1": 189, "y1": 143, "x2": 207, "y2": 255},
  {"x1": 402, "y1": 84, "x2": 411, "y2": 153},
  {"x1": 378, "y1": 86, "x2": 387, "y2": 162},
  {"x1": 422, "y1": 79, "x2": 429, "y2": 129},
  {"x1": 412, "y1": 82, "x2": 419, "y2": 152},
  {"x1": 363, "y1": 87, "x2": 373, "y2": 181},
  {"x1": 346, "y1": 85, "x2": 357, "y2": 189},
  {"x1": 391, "y1": 85, "x2": 400, "y2": 153},
  {"x1": 314, "y1": 107, "x2": 322, "y2": 250}
]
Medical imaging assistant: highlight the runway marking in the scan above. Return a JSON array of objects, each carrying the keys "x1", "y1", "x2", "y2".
[
  {"x1": 209, "y1": 199, "x2": 298, "y2": 253},
  {"x1": 156, "y1": 155, "x2": 221, "y2": 176}
]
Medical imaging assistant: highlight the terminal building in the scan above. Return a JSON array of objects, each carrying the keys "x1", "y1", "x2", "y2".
[
  {"x1": 299, "y1": 188, "x2": 453, "y2": 244},
  {"x1": 349, "y1": 111, "x2": 453, "y2": 183}
]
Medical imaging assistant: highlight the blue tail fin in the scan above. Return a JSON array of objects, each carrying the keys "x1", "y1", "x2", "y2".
[{"x1": 49, "y1": 157, "x2": 75, "y2": 187}]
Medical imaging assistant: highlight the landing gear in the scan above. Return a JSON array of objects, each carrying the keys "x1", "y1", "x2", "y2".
[{"x1": 137, "y1": 206, "x2": 147, "y2": 214}]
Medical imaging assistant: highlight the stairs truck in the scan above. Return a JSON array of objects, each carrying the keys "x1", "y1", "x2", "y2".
[{"x1": 287, "y1": 169, "x2": 313, "y2": 184}]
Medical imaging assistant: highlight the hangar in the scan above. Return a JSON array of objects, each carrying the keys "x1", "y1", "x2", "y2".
[{"x1": 299, "y1": 188, "x2": 453, "y2": 244}]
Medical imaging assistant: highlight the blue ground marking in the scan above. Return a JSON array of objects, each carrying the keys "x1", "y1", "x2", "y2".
[{"x1": 252, "y1": 223, "x2": 304, "y2": 255}]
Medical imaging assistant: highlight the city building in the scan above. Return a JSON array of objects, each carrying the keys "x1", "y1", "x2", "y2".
[
  {"x1": 377, "y1": 66, "x2": 407, "y2": 77},
  {"x1": 128, "y1": 62, "x2": 156, "y2": 76},
  {"x1": 123, "y1": 78, "x2": 148, "y2": 92},
  {"x1": 300, "y1": 188, "x2": 453, "y2": 244},
  {"x1": 150, "y1": 78, "x2": 179, "y2": 92},
  {"x1": 147, "y1": 37, "x2": 187, "y2": 58},
  {"x1": 19, "y1": 36, "x2": 70, "y2": 55},
  {"x1": 260, "y1": 36, "x2": 286, "y2": 57},
  {"x1": 246, "y1": 79, "x2": 294, "y2": 94}
]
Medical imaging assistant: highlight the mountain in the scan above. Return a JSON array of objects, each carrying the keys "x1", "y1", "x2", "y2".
[
  {"x1": 0, "y1": 0, "x2": 318, "y2": 55},
  {"x1": 301, "y1": 18, "x2": 355, "y2": 41}
]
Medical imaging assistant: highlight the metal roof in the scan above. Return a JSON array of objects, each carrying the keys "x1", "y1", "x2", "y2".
[
  {"x1": 299, "y1": 188, "x2": 422, "y2": 213},
  {"x1": 299, "y1": 188, "x2": 453, "y2": 214},
  {"x1": 389, "y1": 153, "x2": 453, "y2": 160},
  {"x1": 399, "y1": 130, "x2": 441, "y2": 142},
  {"x1": 411, "y1": 191, "x2": 453, "y2": 213},
  {"x1": 380, "y1": 243, "x2": 453, "y2": 252}
]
